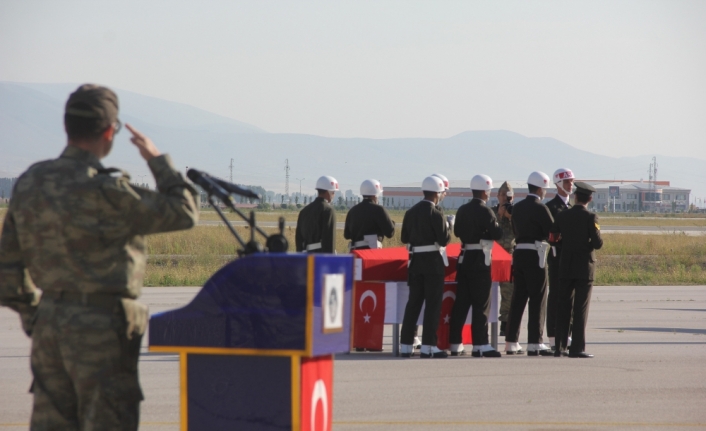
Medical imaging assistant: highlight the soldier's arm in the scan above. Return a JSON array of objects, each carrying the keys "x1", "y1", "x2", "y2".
[
  {"x1": 484, "y1": 207, "x2": 503, "y2": 240},
  {"x1": 295, "y1": 212, "x2": 304, "y2": 252},
  {"x1": 549, "y1": 213, "x2": 562, "y2": 245},
  {"x1": 589, "y1": 214, "x2": 603, "y2": 250},
  {"x1": 321, "y1": 207, "x2": 336, "y2": 253},
  {"x1": 400, "y1": 211, "x2": 411, "y2": 244},
  {"x1": 101, "y1": 154, "x2": 198, "y2": 236},
  {"x1": 540, "y1": 205, "x2": 554, "y2": 239},
  {"x1": 379, "y1": 208, "x2": 395, "y2": 239},
  {"x1": 343, "y1": 211, "x2": 352, "y2": 240},
  {"x1": 0, "y1": 209, "x2": 40, "y2": 336},
  {"x1": 433, "y1": 209, "x2": 451, "y2": 247}
]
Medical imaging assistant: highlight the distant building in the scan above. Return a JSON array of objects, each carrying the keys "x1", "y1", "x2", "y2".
[{"x1": 383, "y1": 179, "x2": 690, "y2": 213}]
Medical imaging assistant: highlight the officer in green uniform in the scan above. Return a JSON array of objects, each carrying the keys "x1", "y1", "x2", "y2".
[
  {"x1": 551, "y1": 182, "x2": 603, "y2": 358},
  {"x1": 0, "y1": 84, "x2": 199, "y2": 430},
  {"x1": 344, "y1": 179, "x2": 395, "y2": 251},
  {"x1": 295, "y1": 175, "x2": 338, "y2": 253},
  {"x1": 491, "y1": 181, "x2": 515, "y2": 336}
]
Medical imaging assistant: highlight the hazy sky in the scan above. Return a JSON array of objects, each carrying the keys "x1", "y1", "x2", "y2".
[{"x1": 2, "y1": 0, "x2": 705, "y2": 160}]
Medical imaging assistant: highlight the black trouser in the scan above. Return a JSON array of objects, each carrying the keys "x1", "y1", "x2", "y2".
[
  {"x1": 505, "y1": 250, "x2": 547, "y2": 344},
  {"x1": 400, "y1": 272, "x2": 444, "y2": 346},
  {"x1": 449, "y1": 269, "x2": 491, "y2": 346},
  {"x1": 547, "y1": 253, "x2": 572, "y2": 339},
  {"x1": 557, "y1": 278, "x2": 592, "y2": 353}
]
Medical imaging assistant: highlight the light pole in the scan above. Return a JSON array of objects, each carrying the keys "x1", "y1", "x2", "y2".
[
  {"x1": 295, "y1": 178, "x2": 305, "y2": 201},
  {"x1": 137, "y1": 174, "x2": 147, "y2": 186}
]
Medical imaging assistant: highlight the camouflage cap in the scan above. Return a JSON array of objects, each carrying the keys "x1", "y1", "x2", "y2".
[
  {"x1": 65, "y1": 84, "x2": 119, "y2": 127},
  {"x1": 498, "y1": 181, "x2": 514, "y2": 196}
]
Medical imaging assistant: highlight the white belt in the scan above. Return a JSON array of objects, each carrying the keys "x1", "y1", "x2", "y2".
[
  {"x1": 459, "y1": 239, "x2": 494, "y2": 266},
  {"x1": 305, "y1": 242, "x2": 322, "y2": 251},
  {"x1": 515, "y1": 241, "x2": 551, "y2": 268},
  {"x1": 348, "y1": 234, "x2": 382, "y2": 251},
  {"x1": 410, "y1": 242, "x2": 448, "y2": 267}
]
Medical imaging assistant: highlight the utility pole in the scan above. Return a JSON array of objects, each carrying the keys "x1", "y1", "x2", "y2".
[
  {"x1": 284, "y1": 159, "x2": 290, "y2": 203},
  {"x1": 229, "y1": 158, "x2": 234, "y2": 183},
  {"x1": 295, "y1": 178, "x2": 305, "y2": 199}
]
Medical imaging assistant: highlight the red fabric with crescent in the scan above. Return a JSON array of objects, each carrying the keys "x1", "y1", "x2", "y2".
[
  {"x1": 301, "y1": 355, "x2": 333, "y2": 431},
  {"x1": 436, "y1": 283, "x2": 472, "y2": 350},
  {"x1": 353, "y1": 242, "x2": 512, "y2": 283},
  {"x1": 352, "y1": 282, "x2": 386, "y2": 350}
]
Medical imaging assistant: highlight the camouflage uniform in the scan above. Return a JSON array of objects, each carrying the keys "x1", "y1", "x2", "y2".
[
  {"x1": 0, "y1": 143, "x2": 198, "y2": 430},
  {"x1": 492, "y1": 202, "x2": 515, "y2": 324}
]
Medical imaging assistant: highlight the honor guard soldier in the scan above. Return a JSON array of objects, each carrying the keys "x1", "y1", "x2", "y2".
[
  {"x1": 0, "y1": 84, "x2": 198, "y2": 430},
  {"x1": 504, "y1": 171, "x2": 554, "y2": 356},
  {"x1": 551, "y1": 182, "x2": 603, "y2": 358},
  {"x1": 545, "y1": 168, "x2": 575, "y2": 350},
  {"x1": 448, "y1": 175, "x2": 503, "y2": 357},
  {"x1": 295, "y1": 176, "x2": 338, "y2": 253},
  {"x1": 399, "y1": 176, "x2": 451, "y2": 358},
  {"x1": 343, "y1": 179, "x2": 395, "y2": 251},
  {"x1": 492, "y1": 181, "x2": 515, "y2": 336}
]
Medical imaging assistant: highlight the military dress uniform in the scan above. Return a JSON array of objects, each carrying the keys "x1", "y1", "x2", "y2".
[
  {"x1": 0, "y1": 146, "x2": 198, "y2": 430},
  {"x1": 343, "y1": 198, "x2": 395, "y2": 250},
  {"x1": 449, "y1": 198, "x2": 503, "y2": 356},
  {"x1": 552, "y1": 183, "x2": 603, "y2": 358},
  {"x1": 491, "y1": 204, "x2": 515, "y2": 332},
  {"x1": 295, "y1": 197, "x2": 336, "y2": 253},
  {"x1": 505, "y1": 194, "x2": 554, "y2": 354},
  {"x1": 399, "y1": 200, "x2": 451, "y2": 356},
  {"x1": 545, "y1": 193, "x2": 571, "y2": 345}
]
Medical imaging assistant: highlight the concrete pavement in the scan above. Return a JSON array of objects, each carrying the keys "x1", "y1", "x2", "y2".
[{"x1": 1, "y1": 286, "x2": 705, "y2": 430}]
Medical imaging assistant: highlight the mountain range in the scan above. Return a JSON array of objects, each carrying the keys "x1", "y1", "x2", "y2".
[{"x1": 1, "y1": 82, "x2": 704, "y2": 201}]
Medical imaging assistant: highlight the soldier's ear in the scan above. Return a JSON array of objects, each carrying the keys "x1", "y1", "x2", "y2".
[{"x1": 101, "y1": 124, "x2": 115, "y2": 141}]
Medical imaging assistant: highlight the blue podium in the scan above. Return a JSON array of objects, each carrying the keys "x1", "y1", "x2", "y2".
[{"x1": 149, "y1": 254, "x2": 353, "y2": 431}]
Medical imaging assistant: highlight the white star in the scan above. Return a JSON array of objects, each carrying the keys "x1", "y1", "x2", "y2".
[
  {"x1": 443, "y1": 314, "x2": 450, "y2": 324},
  {"x1": 363, "y1": 313, "x2": 371, "y2": 323}
]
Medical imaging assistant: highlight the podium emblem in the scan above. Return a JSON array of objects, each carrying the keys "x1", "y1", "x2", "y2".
[{"x1": 322, "y1": 274, "x2": 344, "y2": 333}]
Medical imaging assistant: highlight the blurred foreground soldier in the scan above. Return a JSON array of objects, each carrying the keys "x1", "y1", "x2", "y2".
[
  {"x1": 551, "y1": 182, "x2": 603, "y2": 358},
  {"x1": 295, "y1": 176, "x2": 338, "y2": 253},
  {"x1": 504, "y1": 171, "x2": 554, "y2": 356},
  {"x1": 491, "y1": 181, "x2": 515, "y2": 336},
  {"x1": 449, "y1": 175, "x2": 503, "y2": 357},
  {"x1": 545, "y1": 168, "x2": 575, "y2": 349},
  {"x1": 0, "y1": 84, "x2": 198, "y2": 430},
  {"x1": 344, "y1": 179, "x2": 395, "y2": 251},
  {"x1": 399, "y1": 176, "x2": 451, "y2": 358}
]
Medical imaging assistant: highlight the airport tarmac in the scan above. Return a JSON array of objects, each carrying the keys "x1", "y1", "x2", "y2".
[{"x1": 1, "y1": 286, "x2": 705, "y2": 430}]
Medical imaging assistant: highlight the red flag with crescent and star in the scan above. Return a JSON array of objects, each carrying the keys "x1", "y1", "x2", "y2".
[
  {"x1": 436, "y1": 283, "x2": 472, "y2": 350},
  {"x1": 301, "y1": 355, "x2": 333, "y2": 431},
  {"x1": 353, "y1": 282, "x2": 386, "y2": 350}
]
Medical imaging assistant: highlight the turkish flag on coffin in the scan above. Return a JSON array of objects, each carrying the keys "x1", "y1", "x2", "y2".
[
  {"x1": 301, "y1": 355, "x2": 333, "y2": 431},
  {"x1": 352, "y1": 282, "x2": 386, "y2": 350},
  {"x1": 436, "y1": 283, "x2": 472, "y2": 350}
]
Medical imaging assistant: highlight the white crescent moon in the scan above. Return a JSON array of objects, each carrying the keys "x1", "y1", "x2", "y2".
[
  {"x1": 359, "y1": 290, "x2": 377, "y2": 312},
  {"x1": 311, "y1": 379, "x2": 328, "y2": 431},
  {"x1": 442, "y1": 291, "x2": 456, "y2": 301}
]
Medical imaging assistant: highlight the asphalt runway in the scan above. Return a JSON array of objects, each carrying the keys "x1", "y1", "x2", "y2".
[
  {"x1": 1, "y1": 286, "x2": 705, "y2": 430},
  {"x1": 198, "y1": 220, "x2": 706, "y2": 236}
]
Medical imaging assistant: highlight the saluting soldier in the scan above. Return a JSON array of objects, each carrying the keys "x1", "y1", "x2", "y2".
[
  {"x1": 295, "y1": 176, "x2": 338, "y2": 253},
  {"x1": 552, "y1": 182, "x2": 603, "y2": 358},
  {"x1": 344, "y1": 179, "x2": 395, "y2": 251},
  {"x1": 399, "y1": 176, "x2": 451, "y2": 358},
  {"x1": 491, "y1": 181, "x2": 515, "y2": 336},
  {"x1": 448, "y1": 174, "x2": 503, "y2": 357},
  {"x1": 504, "y1": 171, "x2": 554, "y2": 356},
  {"x1": 545, "y1": 168, "x2": 575, "y2": 350},
  {"x1": 0, "y1": 84, "x2": 198, "y2": 430}
]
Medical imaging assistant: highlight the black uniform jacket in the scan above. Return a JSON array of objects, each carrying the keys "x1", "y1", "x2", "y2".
[
  {"x1": 511, "y1": 195, "x2": 554, "y2": 244},
  {"x1": 295, "y1": 197, "x2": 336, "y2": 253},
  {"x1": 545, "y1": 194, "x2": 571, "y2": 260},
  {"x1": 343, "y1": 199, "x2": 395, "y2": 243},
  {"x1": 401, "y1": 200, "x2": 450, "y2": 275},
  {"x1": 551, "y1": 205, "x2": 603, "y2": 280},
  {"x1": 454, "y1": 198, "x2": 503, "y2": 273}
]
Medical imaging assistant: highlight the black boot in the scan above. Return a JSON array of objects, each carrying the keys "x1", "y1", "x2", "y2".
[{"x1": 499, "y1": 321, "x2": 507, "y2": 337}]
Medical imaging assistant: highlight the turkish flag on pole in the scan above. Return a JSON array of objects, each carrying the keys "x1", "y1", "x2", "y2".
[
  {"x1": 301, "y1": 355, "x2": 333, "y2": 431},
  {"x1": 353, "y1": 282, "x2": 386, "y2": 350},
  {"x1": 436, "y1": 283, "x2": 472, "y2": 350}
]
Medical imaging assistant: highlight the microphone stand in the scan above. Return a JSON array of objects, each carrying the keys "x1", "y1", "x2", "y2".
[{"x1": 208, "y1": 195, "x2": 247, "y2": 249}]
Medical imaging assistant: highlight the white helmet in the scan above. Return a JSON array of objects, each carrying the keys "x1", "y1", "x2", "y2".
[
  {"x1": 422, "y1": 176, "x2": 445, "y2": 193},
  {"x1": 431, "y1": 173, "x2": 449, "y2": 191},
  {"x1": 553, "y1": 168, "x2": 575, "y2": 184},
  {"x1": 360, "y1": 179, "x2": 383, "y2": 197},
  {"x1": 315, "y1": 175, "x2": 339, "y2": 192},
  {"x1": 470, "y1": 174, "x2": 493, "y2": 191},
  {"x1": 527, "y1": 171, "x2": 551, "y2": 188}
]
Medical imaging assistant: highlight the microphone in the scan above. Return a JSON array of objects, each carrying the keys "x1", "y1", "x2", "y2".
[
  {"x1": 211, "y1": 177, "x2": 260, "y2": 200},
  {"x1": 187, "y1": 169, "x2": 232, "y2": 203}
]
